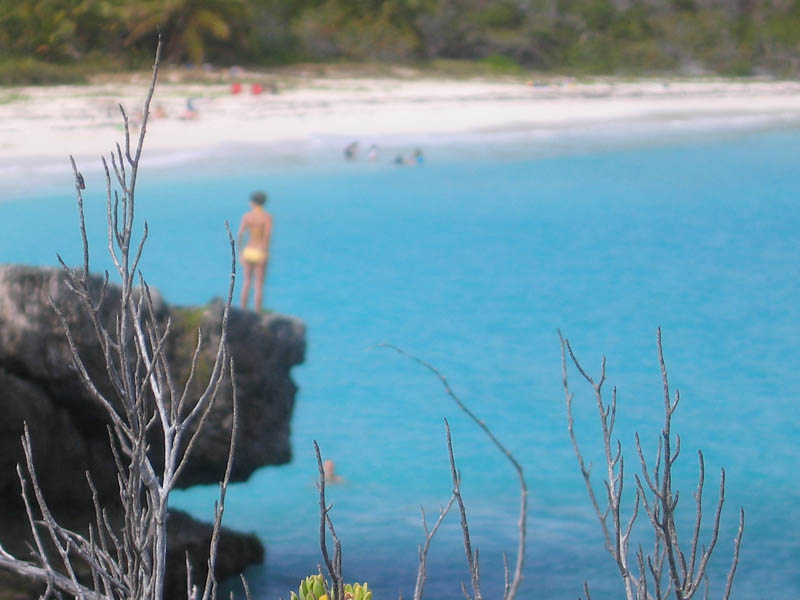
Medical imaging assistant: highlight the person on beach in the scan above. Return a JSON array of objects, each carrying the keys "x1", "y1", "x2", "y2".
[
  {"x1": 237, "y1": 191, "x2": 272, "y2": 312},
  {"x1": 180, "y1": 97, "x2": 198, "y2": 120}
]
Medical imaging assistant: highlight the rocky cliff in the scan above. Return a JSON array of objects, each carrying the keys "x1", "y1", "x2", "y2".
[{"x1": 0, "y1": 264, "x2": 306, "y2": 598}]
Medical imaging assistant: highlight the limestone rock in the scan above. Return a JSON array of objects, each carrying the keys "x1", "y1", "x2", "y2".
[{"x1": 0, "y1": 264, "x2": 305, "y2": 596}]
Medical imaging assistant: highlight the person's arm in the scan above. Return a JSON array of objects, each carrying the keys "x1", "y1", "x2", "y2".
[
  {"x1": 262, "y1": 214, "x2": 273, "y2": 250},
  {"x1": 237, "y1": 215, "x2": 248, "y2": 249}
]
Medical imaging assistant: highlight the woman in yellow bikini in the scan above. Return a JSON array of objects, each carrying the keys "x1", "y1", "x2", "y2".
[{"x1": 237, "y1": 190, "x2": 273, "y2": 312}]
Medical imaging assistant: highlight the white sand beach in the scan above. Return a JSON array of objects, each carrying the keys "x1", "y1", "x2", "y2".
[{"x1": 3, "y1": 72, "x2": 800, "y2": 175}]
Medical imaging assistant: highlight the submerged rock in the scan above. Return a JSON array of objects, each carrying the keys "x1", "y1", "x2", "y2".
[{"x1": 0, "y1": 264, "x2": 305, "y2": 597}]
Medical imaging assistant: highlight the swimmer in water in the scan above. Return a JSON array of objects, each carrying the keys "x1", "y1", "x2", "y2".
[
  {"x1": 237, "y1": 190, "x2": 272, "y2": 312},
  {"x1": 323, "y1": 459, "x2": 344, "y2": 484},
  {"x1": 344, "y1": 141, "x2": 358, "y2": 160}
]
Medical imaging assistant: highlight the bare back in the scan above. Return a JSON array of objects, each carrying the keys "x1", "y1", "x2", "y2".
[{"x1": 239, "y1": 208, "x2": 272, "y2": 252}]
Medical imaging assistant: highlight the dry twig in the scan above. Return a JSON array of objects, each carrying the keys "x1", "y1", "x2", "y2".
[
  {"x1": 560, "y1": 329, "x2": 744, "y2": 600},
  {"x1": 314, "y1": 441, "x2": 344, "y2": 600},
  {"x1": 413, "y1": 495, "x2": 456, "y2": 600},
  {"x1": 378, "y1": 344, "x2": 527, "y2": 600}
]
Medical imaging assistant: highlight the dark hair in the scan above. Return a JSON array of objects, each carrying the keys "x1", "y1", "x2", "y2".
[{"x1": 250, "y1": 190, "x2": 267, "y2": 206}]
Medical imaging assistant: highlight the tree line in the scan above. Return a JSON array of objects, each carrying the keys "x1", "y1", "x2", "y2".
[{"x1": 2, "y1": 0, "x2": 800, "y2": 82}]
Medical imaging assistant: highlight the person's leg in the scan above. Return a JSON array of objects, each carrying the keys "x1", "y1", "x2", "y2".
[
  {"x1": 254, "y1": 261, "x2": 268, "y2": 312},
  {"x1": 241, "y1": 262, "x2": 253, "y2": 309}
]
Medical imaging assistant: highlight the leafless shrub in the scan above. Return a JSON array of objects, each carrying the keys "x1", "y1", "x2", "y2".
[
  {"x1": 373, "y1": 344, "x2": 528, "y2": 600},
  {"x1": 0, "y1": 38, "x2": 244, "y2": 600},
  {"x1": 560, "y1": 328, "x2": 744, "y2": 600}
]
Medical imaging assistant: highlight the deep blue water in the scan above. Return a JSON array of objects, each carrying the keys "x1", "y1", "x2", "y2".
[{"x1": 1, "y1": 129, "x2": 799, "y2": 599}]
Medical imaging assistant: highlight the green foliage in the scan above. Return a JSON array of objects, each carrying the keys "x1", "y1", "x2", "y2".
[
  {"x1": 0, "y1": 0, "x2": 123, "y2": 60},
  {"x1": 343, "y1": 582, "x2": 372, "y2": 600},
  {"x1": 5, "y1": 0, "x2": 800, "y2": 77},
  {"x1": 724, "y1": 57, "x2": 754, "y2": 76},
  {"x1": 472, "y1": 1, "x2": 523, "y2": 29},
  {"x1": 580, "y1": 1, "x2": 616, "y2": 32},
  {"x1": 290, "y1": 574, "x2": 327, "y2": 600},
  {"x1": 478, "y1": 54, "x2": 524, "y2": 74},
  {"x1": 764, "y1": 5, "x2": 800, "y2": 45},
  {"x1": 672, "y1": 0, "x2": 696, "y2": 13},
  {"x1": 291, "y1": 0, "x2": 421, "y2": 61},
  {"x1": 610, "y1": 3, "x2": 654, "y2": 42},
  {"x1": 238, "y1": 0, "x2": 305, "y2": 63},
  {"x1": 288, "y1": 575, "x2": 372, "y2": 600},
  {"x1": 172, "y1": 305, "x2": 207, "y2": 333},
  {"x1": 123, "y1": 0, "x2": 249, "y2": 64},
  {"x1": 170, "y1": 305, "x2": 214, "y2": 394},
  {"x1": 0, "y1": 56, "x2": 87, "y2": 84}
]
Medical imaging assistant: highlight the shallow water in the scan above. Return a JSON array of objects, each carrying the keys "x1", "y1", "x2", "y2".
[{"x1": 1, "y1": 128, "x2": 798, "y2": 599}]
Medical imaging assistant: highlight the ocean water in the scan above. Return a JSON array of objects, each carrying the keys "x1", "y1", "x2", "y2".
[{"x1": 1, "y1": 127, "x2": 798, "y2": 599}]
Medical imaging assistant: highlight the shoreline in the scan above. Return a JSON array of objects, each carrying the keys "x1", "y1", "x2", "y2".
[{"x1": 2, "y1": 76, "x2": 800, "y2": 194}]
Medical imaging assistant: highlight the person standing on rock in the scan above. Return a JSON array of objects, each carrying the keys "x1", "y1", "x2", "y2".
[{"x1": 238, "y1": 190, "x2": 272, "y2": 312}]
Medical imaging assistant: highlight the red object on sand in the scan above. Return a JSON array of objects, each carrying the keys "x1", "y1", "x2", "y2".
[
  {"x1": 231, "y1": 82, "x2": 242, "y2": 94},
  {"x1": 251, "y1": 83, "x2": 264, "y2": 95}
]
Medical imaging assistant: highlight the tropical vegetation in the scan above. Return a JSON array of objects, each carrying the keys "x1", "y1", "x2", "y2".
[
  {"x1": 289, "y1": 574, "x2": 372, "y2": 600},
  {"x1": 3, "y1": 0, "x2": 800, "y2": 83}
]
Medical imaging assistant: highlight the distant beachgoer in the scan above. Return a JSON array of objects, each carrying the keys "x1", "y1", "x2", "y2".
[
  {"x1": 344, "y1": 141, "x2": 359, "y2": 160},
  {"x1": 180, "y1": 97, "x2": 199, "y2": 120},
  {"x1": 323, "y1": 459, "x2": 344, "y2": 485},
  {"x1": 237, "y1": 191, "x2": 272, "y2": 312},
  {"x1": 393, "y1": 154, "x2": 405, "y2": 165},
  {"x1": 368, "y1": 144, "x2": 379, "y2": 161}
]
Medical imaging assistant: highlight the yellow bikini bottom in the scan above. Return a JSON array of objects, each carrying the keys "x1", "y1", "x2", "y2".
[{"x1": 242, "y1": 246, "x2": 268, "y2": 264}]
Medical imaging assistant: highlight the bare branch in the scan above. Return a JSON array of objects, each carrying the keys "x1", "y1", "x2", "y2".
[
  {"x1": 414, "y1": 497, "x2": 456, "y2": 600},
  {"x1": 564, "y1": 342, "x2": 612, "y2": 550},
  {"x1": 564, "y1": 329, "x2": 744, "y2": 600},
  {"x1": 721, "y1": 510, "x2": 744, "y2": 600},
  {"x1": 200, "y1": 355, "x2": 239, "y2": 600},
  {"x1": 444, "y1": 419, "x2": 482, "y2": 600},
  {"x1": 560, "y1": 331, "x2": 637, "y2": 600},
  {"x1": 379, "y1": 343, "x2": 526, "y2": 599},
  {"x1": 314, "y1": 441, "x2": 343, "y2": 600},
  {"x1": 240, "y1": 574, "x2": 253, "y2": 600}
]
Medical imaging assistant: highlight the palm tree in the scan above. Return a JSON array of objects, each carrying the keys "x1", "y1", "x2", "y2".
[{"x1": 124, "y1": 0, "x2": 248, "y2": 65}]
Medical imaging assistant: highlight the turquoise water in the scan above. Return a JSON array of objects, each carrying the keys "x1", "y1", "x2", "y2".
[{"x1": 1, "y1": 129, "x2": 799, "y2": 599}]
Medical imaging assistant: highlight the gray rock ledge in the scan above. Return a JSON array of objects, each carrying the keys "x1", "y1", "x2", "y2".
[{"x1": 0, "y1": 264, "x2": 305, "y2": 598}]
